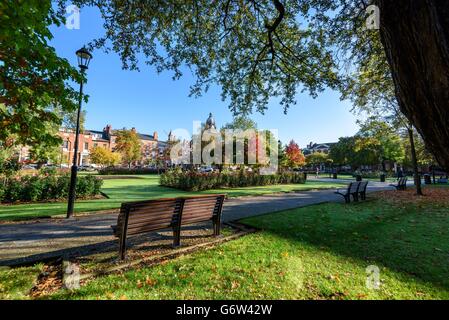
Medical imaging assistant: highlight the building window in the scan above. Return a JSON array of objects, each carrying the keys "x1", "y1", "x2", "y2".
[
  {"x1": 63, "y1": 140, "x2": 69, "y2": 149},
  {"x1": 84, "y1": 142, "x2": 89, "y2": 150},
  {"x1": 94, "y1": 143, "x2": 98, "y2": 148},
  {"x1": 103, "y1": 144, "x2": 107, "y2": 148}
]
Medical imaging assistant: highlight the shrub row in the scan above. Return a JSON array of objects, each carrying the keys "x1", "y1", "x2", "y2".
[
  {"x1": 160, "y1": 170, "x2": 306, "y2": 191},
  {"x1": 0, "y1": 174, "x2": 103, "y2": 203},
  {"x1": 352, "y1": 171, "x2": 395, "y2": 179},
  {"x1": 98, "y1": 167, "x2": 165, "y2": 175}
]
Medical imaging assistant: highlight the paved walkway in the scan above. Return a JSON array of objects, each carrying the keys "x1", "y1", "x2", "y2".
[{"x1": 0, "y1": 180, "x2": 397, "y2": 266}]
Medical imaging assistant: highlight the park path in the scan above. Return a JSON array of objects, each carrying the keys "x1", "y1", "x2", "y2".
[{"x1": 0, "y1": 180, "x2": 396, "y2": 266}]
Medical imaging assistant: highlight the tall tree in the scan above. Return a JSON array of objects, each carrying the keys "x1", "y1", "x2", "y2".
[
  {"x1": 1, "y1": 0, "x2": 82, "y2": 148},
  {"x1": 285, "y1": 140, "x2": 305, "y2": 168},
  {"x1": 114, "y1": 129, "x2": 142, "y2": 168},
  {"x1": 89, "y1": 146, "x2": 121, "y2": 168},
  {"x1": 356, "y1": 118, "x2": 405, "y2": 172},
  {"x1": 62, "y1": 110, "x2": 87, "y2": 133},
  {"x1": 340, "y1": 29, "x2": 423, "y2": 194},
  {"x1": 63, "y1": 0, "x2": 449, "y2": 171}
]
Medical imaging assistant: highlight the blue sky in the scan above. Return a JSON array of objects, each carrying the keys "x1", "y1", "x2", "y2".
[{"x1": 50, "y1": 6, "x2": 360, "y2": 147}]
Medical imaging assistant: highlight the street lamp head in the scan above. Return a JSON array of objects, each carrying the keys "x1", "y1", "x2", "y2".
[{"x1": 76, "y1": 47, "x2": 92, "y2": 70}]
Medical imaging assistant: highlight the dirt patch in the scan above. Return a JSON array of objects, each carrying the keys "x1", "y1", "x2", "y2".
[
  {"x1": 29, "y1": 260, "x2": 64, "y2": 298},
  {"x1": 74, "y1": 225, "x2": 240, "y2": 275},
  {"x1": 374, "y1": 187, "x2": 449, "y2": 206}
]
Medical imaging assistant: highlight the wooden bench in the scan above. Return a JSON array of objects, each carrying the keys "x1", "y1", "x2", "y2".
[
  {"x1": 358, "y1": 181, "x2": 369, "y2": 200},
  {"x1": 112, "y1": 195, "x2": 226, "y2": 260},
  {"x1": 390, "y1": 177, "x2": 408, "y2": 190},
  {"x1": 335, "y1": 182, "x2": 361, "y2": 203}
]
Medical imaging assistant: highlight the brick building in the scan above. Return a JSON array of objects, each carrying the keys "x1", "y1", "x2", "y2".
[{"x1": 19, "y1": 125, "x2": 165, "y2": 167}]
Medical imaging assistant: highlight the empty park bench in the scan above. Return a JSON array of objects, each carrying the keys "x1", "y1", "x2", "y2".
[
  {"x1": 358, "y1": 181, "x2": 369, "y2": 200},
  {"x1": 112, "y1": 194, "x2": 226, "y2": 260},
  {"x1": 390, "y1": 177, "x2": 408, "y2": 190},
  {"x1": 335, "y1": 181, "x2": 361, "y2": 203}
]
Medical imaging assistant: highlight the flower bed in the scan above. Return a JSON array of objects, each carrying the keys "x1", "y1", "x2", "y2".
[
  {"x1": 160, "y1": 170, "x2": 306, "y2": 191},
  {"x1": 0, "y1": 173, "x2": 103, "y2": 204}
]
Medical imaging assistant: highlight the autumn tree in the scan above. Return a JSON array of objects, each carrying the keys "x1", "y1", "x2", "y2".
[
  {"x1": 285, "y1": 140, "x2": 305, "y2": 169},
  {"x1": 89, "y1": 146, "x2": 121, "y2": 168},
  {"x1": 114, "y1": 129, "x2": 142, "y2": 168}
]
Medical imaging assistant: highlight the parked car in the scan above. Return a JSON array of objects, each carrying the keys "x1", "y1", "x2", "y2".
[
  {"x1": 199, "y1": 166, "x2": 214, "y2": 173},
  {"x1": 22, "y1": 164, "x2": 37, "y2": 170},
  {"x1": 78, "y1": 165, "x2": 96, "y2": 172}
]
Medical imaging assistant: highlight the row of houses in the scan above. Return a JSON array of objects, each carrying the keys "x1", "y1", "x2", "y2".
[{"x1": 18, "y1": 125, "x2": 169, "y2": 167}]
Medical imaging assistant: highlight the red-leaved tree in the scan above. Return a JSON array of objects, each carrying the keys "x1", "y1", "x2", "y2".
[{"x1": 285, "y1": 140, "x2": 306, "y2": 168}]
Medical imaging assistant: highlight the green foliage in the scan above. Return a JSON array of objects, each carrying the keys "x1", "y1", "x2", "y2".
[
  {"x1": 29, "y1": 140, "x2": 61, "y2": 167},
  {"x1": 306, "y1": 152, "x2": 329, "y2": 167},
  {"x1": 221, "y1": 116, "x2": 257, "y2": 131},
  {"x1": 62, "y1": 110, "x2": 87, "y2": 133},
  {"x1": 160, "y1": 170, "x2": 306, "y2": 191},
  {"x1": 357, "y1": 118, "x2": 405, "y2": 168},
  {"x1": 63, "y1": 0, "x2": 341, "y2": 115},
  {"x1": 0, "y1": 0, "x2": 82, "y2": 148},
  {"x1": 330, "y1": 119, "x2": 405, "y2": 170},
  {"x1": 402, "y1": 129, "x2": 435, "y2": 168},
  {"x1": 89, "y1": 146, "x2": 121, "y2": 168},
  {"x1": 114, "y1": 129, "x2": 142, "y2": 167},
  {"x1": 0, "y1": 145, "x2": 21, "y2": 176},
  {"x1": 0, "y1": 172, "x2": 103, "y2": 203}
]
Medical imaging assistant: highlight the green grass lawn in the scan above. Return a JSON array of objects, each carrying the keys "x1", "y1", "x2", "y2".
[
  {"x1": 0, "y1": 175, "x2": 345, "y2": 221},
  {"x1": 2, "y1": 198, "x2": 448, "y2": 300},
  {"x1": 28, "y1": 198, "x2": 447, "y2": 300}
]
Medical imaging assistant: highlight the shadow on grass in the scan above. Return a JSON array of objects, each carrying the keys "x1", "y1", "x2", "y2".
[
  {"x1": 241, "y1": 200, "x2": 449, "y2": 292},
  {"x1": 0, "y1": 224, "x2": 215, "y2": 267}
]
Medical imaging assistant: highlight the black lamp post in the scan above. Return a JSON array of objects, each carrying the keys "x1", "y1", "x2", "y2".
[{"x1": 67, "y1": 47, "x2": 92, "y2": 219}]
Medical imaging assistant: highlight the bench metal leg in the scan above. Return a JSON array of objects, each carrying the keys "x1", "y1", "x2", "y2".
[
  {"x1": 119, "y1": 236, "x2": 127, "y2": 261},
  {"x1": 344, "y1": 195, "x2": 350, "y2": 204},
  {"x1": 213, "y1": 218, "x2": 221, "y2": 237},
  {"x1": 172, "y1": 229, "x2": 181, "y2": 247}
]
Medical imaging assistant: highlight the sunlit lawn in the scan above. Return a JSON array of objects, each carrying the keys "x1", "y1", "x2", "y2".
[
  {"x1": 0, "y1": 175, "x2": 346, "y2": 221},
  {"x1": 11, "y1": 199, "x2": 444, "y2": 300}
]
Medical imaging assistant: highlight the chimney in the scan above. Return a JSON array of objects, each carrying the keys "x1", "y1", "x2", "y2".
[
  {"x1": 104, "y1": 124, "x2": 112, "y2": 138},
  {"x1": 153, "y1": 131, "x2": 158, "y2": 141}
]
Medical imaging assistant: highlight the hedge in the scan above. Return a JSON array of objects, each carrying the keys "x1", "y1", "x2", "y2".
[
  {"x1": 0, "y1": 173, "x2": 103, "y2": 203},
  {"x1": 160, "y1": 170, "x2": 306, "y2": 191},
  {"x1": 98, "y1": 167, "x2": 165, "y2": 175}
]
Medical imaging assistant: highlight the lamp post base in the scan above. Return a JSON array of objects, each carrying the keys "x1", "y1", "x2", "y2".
[{"x1": 67, "y1": 165, "x2": 78, "y2": 219}]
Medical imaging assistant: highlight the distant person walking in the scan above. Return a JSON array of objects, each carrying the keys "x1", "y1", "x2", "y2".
[{"x1": 316, "y1": 167, "x2": 320, "y2": 179}]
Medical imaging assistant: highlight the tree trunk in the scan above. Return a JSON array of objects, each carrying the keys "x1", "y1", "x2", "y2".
[
  {"x1": 408, "y1": 127, "x2": 423, "y2": 195},
  {"x1": 377, "y1": 0, "x2": 449, "y2": 172}
]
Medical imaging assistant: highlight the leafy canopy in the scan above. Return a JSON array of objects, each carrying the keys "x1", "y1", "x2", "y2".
[
  {"x1": 114, "y1": 129, "x2": 142, "y2": 166},
  {"x1": 62, "y1": 0, "x2": 364, "y2": 115},
  {"x1": 1, "y1": 0, "x2": 83, "y2": 147}
]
